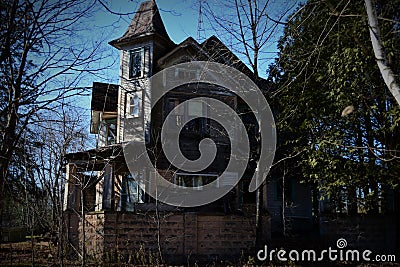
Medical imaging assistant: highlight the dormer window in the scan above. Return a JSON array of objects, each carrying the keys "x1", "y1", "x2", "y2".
[{"x1": 129, "y1": 48, "x2": 144, "y2": 78}]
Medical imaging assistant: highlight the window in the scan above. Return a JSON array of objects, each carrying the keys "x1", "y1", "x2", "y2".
[
  {"x1": 107, "y1": 120, "x2": 117, "y2": 145},
  {"x1": 174, "y1": 173, "x2": 218, "y2": 190},
  {"x1": 186, "y1": 100, "x2": 206, "y2": 132},
  {"x1": 167, "y1": 98, "x2": 184, "y2": 127},
  {"x1": 120, "y1": 172, "x2": 144, "y2": 211},
  {"x1": 129, "y1": 94, "x2": 140, "y2": 117},
  {"x1": 99, "y1": 118, "x2": 117, "y2": 146},
  {"x1": 126, "y1": 93, "x2": 140, "y2": 118},
  {"x1": 129, "y1": 48, "x2": 144, "y2": 78},
  {"x1": 174, "y1": 68, "x2": 200, "y2": 80},
  {"x1": 165, "y1": 97, "x2": 207, "y2": 133},
  {"x1": 188, "y1": 101, "x2": 203, "y2": 116}
]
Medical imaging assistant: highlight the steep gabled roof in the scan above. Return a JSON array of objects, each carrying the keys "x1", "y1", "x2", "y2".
[
  {"x1": 157, "y1": 37, "x2": 209, "y2": 65},
  {"x1": 157, "y1": 35, "x2": 267, "y2": 87},
  {"x1": 201, "y1": 35, "x2": 255, "y2": 80},
  {"x1": 109, "y1": 0, "x2": 172, "y2": 48}
]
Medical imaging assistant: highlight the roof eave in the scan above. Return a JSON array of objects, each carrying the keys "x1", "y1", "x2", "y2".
[{"x1": 109, "y1": 32, "x2": 174, "y2": 49}]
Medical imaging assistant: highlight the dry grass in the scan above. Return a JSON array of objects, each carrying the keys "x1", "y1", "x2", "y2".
[{"x1": 0, "y1": 240, "x2": 57, "y2": 266}]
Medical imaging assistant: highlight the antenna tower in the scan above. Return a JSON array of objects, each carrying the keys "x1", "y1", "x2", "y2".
[{"x1": 197, "y1": 0, "x2": 206, "y2": 42}]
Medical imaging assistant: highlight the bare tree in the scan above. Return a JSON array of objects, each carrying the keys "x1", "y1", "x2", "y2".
[
  {"x1": 202, "y1": 0, "x2": 298, "y2": 246},
  {"x1": 33, "y1": 100, "x2": 89, "y2": 265},
  {"x1": 0, "y1": 0, "x2": 111, "y2": 213},
  {"x1": 203, "y1": 0, "x2": 298, "y2": 78}
]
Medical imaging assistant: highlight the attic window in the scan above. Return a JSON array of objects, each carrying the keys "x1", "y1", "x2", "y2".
[{"x1": 129, "y1": 48, "x2": 144, "y2": 78}]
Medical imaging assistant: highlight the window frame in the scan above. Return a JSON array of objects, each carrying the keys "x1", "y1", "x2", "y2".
[
  {"x1": 174, "y1": 67, "x2": 200, "y2": 80},
  {"x1": 174, "y1": 173, "x2": 219, "y2": 190},
  {"x1": 164, "y1": 97, "x2": 208, "y2": 134},
  {"x1": 126, "y1": 92, "x2": 141, "y2": 118},
  {"x1": 99, "y1": 118, "x2": 117, "y2": 146},
  {"x1": 120, "y1": 172, "x2": 144, "y2": 211},
  {"x1": 129, "y1": 48, "x2": 145, "y2": 79}
]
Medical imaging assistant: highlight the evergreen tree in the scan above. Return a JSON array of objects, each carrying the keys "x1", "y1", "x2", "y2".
[{"x1": 270, "y1": 0, "x2": 400, "y2": 214}]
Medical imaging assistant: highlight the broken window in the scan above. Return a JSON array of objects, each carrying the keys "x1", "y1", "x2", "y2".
[
  {"x1": 165, "y1": 97, "x2": 207, "y2": 134},
  {"x1": 166, "y1": 98, "x2": 184, "y2": 127},
  {"x1": 186, "y1": 100, "x2": 206, "y2": 133},
  {"x1": 129, "y1": 49, "x2": 143, "y2": 78}
]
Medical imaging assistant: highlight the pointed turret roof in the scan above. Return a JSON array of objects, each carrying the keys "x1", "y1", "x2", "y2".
[{"x1": 109, "y1": 0, "x2": 172, "y2": 48}]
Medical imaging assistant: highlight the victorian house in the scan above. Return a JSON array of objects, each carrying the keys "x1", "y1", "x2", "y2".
[{"x1": 63, "y1": 0, "x2": 313, "y2": 263}]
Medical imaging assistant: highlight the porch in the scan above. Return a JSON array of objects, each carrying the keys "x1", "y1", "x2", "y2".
[{"x1": 63, "y1": 144, "x2": 270, "y2": 263}]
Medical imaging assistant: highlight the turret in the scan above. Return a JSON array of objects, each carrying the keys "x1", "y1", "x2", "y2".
[{"x1": 109, "y1": 0, "x2": 174, "y2": 143}]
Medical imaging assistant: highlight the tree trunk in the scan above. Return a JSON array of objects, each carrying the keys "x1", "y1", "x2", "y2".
[{"x1": 365, "y1": 0, "x2": 400, "y2": 106}]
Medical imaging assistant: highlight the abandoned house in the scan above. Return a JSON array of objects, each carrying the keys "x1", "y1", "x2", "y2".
[
  {"x1": 63, "y1": 0, "x2": 400, "y2": 263},
  {"x1": 62, "y1": 0, "x2": 315, "y2": 263}
]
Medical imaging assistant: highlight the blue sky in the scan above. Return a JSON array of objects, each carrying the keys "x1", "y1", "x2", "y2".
[
  {"x1": 93, "y1": 0, "x2": 217, "y2": 47},
  {"x1": 89, "y1": 0, "x2": 300, "y2": 80}
]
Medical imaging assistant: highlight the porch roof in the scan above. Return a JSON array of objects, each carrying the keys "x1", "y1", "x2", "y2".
[{"x1": 64, "y1": 144, "x2": 126, "y2": 172}]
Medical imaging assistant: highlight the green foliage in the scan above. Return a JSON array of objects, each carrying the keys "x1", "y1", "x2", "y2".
[{"x1": 270, "y1": 0, "x2": 400, "y2": 213}]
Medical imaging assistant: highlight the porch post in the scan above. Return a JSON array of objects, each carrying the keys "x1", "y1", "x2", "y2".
[
  {"x1": 63, "y1": 163, "x2": 80, "y2": 211},
  {"x1": 102, "y1": 163, "x2": 114, "y2": 210}
]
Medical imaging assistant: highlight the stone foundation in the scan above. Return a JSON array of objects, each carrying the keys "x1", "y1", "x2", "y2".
[{"x1": 67, "y1": 211, "x2": 270, "y2": 264}]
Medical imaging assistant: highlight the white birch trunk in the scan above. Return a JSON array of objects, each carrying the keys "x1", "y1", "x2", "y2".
[{"x1": 365, "y1": 0, "x2": 400, "y2": 107}]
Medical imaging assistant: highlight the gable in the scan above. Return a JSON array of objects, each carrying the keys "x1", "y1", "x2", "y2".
[
  {"x1": 157, "y1": 36, "x2": 258, "y2": 84},
  {"x1": 157, "y1": 37, "x2": 210, "y2": 68}
]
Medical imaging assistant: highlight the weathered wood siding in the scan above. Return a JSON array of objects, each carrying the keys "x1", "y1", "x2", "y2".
[{"x1": 118, "y1": 41, "x2": 153, "y2": 143}]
